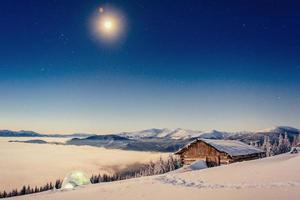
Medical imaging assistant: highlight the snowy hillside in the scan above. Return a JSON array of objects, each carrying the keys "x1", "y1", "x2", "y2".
[{"x1": 13, "y1": 152, "x2": 300, "y2": 200}]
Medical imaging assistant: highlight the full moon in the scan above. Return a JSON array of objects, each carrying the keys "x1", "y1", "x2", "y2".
[
  {"x1": 96, "y1": 15, "x2": 121, "y2": 38},
  {"x1": 104, "y1": 20, "x2": 113, "y2": 30},
  {"x1": 91, "y1": 7, "x2": 126, "y2": 44}
]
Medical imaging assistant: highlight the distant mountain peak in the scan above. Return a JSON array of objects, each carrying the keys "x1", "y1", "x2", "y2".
[{"x1": 257, "y1": 126, "x2": 299, "y2": 134}]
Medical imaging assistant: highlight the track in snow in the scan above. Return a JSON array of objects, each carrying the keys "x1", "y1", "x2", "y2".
[{"x1": 156, "y1": 175, "x2": 300, "y2": 189}]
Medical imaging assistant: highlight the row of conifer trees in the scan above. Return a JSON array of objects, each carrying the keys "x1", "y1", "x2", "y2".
[
  {"x1": 0, "y1": 179, "x2": 62, "y2": 198},
  {"x1": 253, "y1": 133, "x2": 300, "y2": 157}
]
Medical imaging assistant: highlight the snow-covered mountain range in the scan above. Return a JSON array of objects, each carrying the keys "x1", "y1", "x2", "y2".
[
  {"x1": 65, "y1": 126, "x2": 299, "y2": 152},
  {"x1": 1, "y1": 126, "x2": 298, "y2": 140},
  {"x1": 118, "y1": 126, "x2": 299, "y2": 140},
  {"x1": 119, "y1": 128, "x2": 233, "y2": 140},
  {"x1": 4, "y1": 126, "x2": 299, "y2": 152},
  {"x1": 257, "y1": 126, "x2": 300, "y2": 135},
  {"x1": 0, "y1": 130, "x2": 93, "y2": 138}
]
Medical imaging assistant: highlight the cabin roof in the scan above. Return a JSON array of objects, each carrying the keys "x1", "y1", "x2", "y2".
[{"x1": 175, "y1": 139, "x2": 264, "y2": 157}]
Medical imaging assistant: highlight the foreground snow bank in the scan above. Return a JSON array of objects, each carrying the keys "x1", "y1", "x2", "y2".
[{"x1": 13, "y1": 153, "x2": 300, "y2": 200}]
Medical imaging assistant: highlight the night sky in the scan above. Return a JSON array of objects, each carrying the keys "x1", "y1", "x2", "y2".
[{"x1": 0, "y1": 0, "x2": 299, "y2": 134}]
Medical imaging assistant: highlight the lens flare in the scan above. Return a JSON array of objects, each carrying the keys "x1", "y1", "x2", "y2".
[{"x1": 99, "y1": 7, "x2": 104, "y2": 13}]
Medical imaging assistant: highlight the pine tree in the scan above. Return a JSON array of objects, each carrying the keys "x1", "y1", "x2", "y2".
[
  {"x1": 261, "y1": 136, "x2": 268, "y2": 152},
  {"x1": 34, "y1": 186, "x2": 39, "y2": 193},
  {"x1": 55, "y1": 179, "x2": 62, "y2": 189},
  {"x1": 12, "y1": 188, "x2": 18, "y2": 196},
  {"x1": 154, "y1": 157, "x2": 165, "y2": 174},
  {"x1": 167, "y1": 154, "x2": 176, "y2": 171},
  {"x1": 292, "y1": 135, "x2": 300, "y2": 147},
  {"x1": 292, "y1": 135, "x2": 297, "y2": 147},
  {"x1": 261, "y1": 136, "x2": 273, "y2": 156},
  {"x1": 102, "y1": 174, "x2": 108, "y2": 182},
  {"x1": 3, "y1": 191, "x2": 7, "y2": 198},
  {"x1": 272, "y1": 141, "x2": 278, "y2": 155},
  {"x1": 283, "y1": 132, "x2": 291, "y2": 152},
  {"x1": 49, "y1": 182, "x2": 54, "y2": 190},
  {"x1": 90, "y1": 174, "x2": 95, "y2": 183},
  {"x1": 45, "y1": 183, "x2": 50, "y2": 190},
  {"x1": 97, "y1": 174, "x2": 102, "y2": 182},
  {"x1": 20, "y1": 185, "x2": 26, "y2": 195},
  {"x1": 26, "y1": 185, "x2": 31, "y2": 194},
  {"x1": 277, "y1": 134, "x2": 285, "y2": 154}
]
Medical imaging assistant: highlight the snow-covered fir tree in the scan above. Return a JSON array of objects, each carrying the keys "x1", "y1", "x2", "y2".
[
  {"x1": 261, "y1": 136, "x2": 273, "y2": 157},
  {"x1": 283, "y1": 132, "x2": 291, "y2": 152},
  {"x1": 277, "y1": 133, "x2": 285, "y2": 153},
  {"x1": 276, "y1": 133, "x2": 291, "y2": 154},
  {"x1": 261, "y1": 136, "x2": 268, "y2": 152},
  {"x1": 292, "y1": 135, "x2": 300, "y2": 147},
  {"x1": 272, "y1": 141, "x2": 278, "y2": 155}
]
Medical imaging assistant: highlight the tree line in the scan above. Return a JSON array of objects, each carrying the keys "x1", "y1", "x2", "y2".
[
  {"x1": 90, "y1": 155, "x2": 182, "y2": 183},
  {"x1": 0, "y1": 179, "x2": 62, "y2": 198},
  {"x1": 251, "y1": 132, "x2": 300, "y2": 156},
  {"x1": 0, "y1": 155, "x2": 182, "y2": 199}
]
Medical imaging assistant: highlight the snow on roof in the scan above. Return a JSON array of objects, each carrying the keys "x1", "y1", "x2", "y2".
[{"x1": 176, "y1": 139, "x2": 264, "y2": 157}]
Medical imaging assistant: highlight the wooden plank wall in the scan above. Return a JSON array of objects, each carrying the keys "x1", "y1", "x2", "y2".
[{"x1": 180, "y1": 140, "x2": 230, "y2": 165}]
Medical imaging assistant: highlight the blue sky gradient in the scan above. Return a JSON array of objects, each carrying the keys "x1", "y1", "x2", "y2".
[{"x1": 0, "y1": 0, "x2": 299, "y2": 133}]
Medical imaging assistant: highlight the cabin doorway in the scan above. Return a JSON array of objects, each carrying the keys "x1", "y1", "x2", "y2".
[{"x1": 206, "y1": 156, "x2": 220, "y2": 167}]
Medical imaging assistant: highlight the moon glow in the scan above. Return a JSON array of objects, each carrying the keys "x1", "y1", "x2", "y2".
[{"x1": 91, "y1": 7, "x2": 126, "y2": 44}]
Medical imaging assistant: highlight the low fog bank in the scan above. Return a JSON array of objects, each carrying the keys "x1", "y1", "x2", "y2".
[{"x1": 0, "y1": 137, "x2": 167, "y2": 191}]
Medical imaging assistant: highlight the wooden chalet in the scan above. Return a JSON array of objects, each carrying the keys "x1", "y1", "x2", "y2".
[{"x1": 175, "y1": 139, "x2": 266, "y2": 167}]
